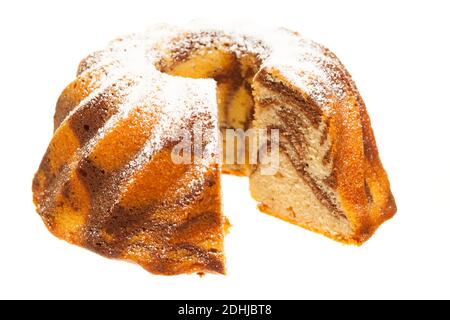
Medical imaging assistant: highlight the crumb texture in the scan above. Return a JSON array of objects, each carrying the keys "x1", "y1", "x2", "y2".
[{"x1": 33, "y1": 23, "x2": 396, "y2": 275}]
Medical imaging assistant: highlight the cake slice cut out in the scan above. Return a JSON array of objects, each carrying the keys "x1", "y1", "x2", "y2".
[{"x1": 33, "y1": 24, "x2": 396, "y2": 275}]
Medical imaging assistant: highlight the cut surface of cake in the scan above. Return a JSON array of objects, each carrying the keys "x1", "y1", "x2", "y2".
[{"x1": 33, "y1": 23, "x2": 396, "y2": 275}]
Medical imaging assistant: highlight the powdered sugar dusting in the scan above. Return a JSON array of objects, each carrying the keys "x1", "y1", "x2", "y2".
[
  {"x1": 138, "y1": 22, "x2": 352, "y2": 116},
  {"x1": 119, "y1": 74, "x2": 218, "y2": 197},
  {"x1": 64, "y1": 22, "x2": 356, "y2": 203},
  {"x1": 75, "y1": 21, "x2": 353, "y2": 124}
]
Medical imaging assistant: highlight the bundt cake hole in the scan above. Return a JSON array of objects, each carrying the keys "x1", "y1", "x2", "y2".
[
  {"x1": 157, "y1": 48, "x2": 261, "y2": 176},
  {"x1": 32, "y1": 27, "x2": 396, "y2": 276}
]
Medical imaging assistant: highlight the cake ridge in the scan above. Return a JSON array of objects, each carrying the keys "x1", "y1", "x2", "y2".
[
  {"x1": 33, "y1": 23, "x2": 396, "y2": 275},
  {"x1": 35, "y1": 75, "x2": 162, "y2": 216}
]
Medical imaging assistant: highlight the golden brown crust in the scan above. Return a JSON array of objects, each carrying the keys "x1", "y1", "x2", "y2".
[
  {"x1": 33, "y1": 25, "x2": 395, "y2": 276},
  {"x1": 33, "y1": 98, "x2": 226, "y2": 274},
  {"x1": 33, "y1": 73, "x2": 226, "y2": 276},
  {"x1": 262, "y1": 64, "x2": 396, "y2": 244},
  {"x1": 257, "y1": 203, "x2": 360, "y2": 245}
]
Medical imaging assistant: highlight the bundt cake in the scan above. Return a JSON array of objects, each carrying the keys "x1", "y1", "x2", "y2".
[{"x1": 32, "y1": 23, "x2": 396, "y2": 275}]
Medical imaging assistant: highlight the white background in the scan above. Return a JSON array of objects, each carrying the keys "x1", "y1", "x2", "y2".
[{"x1": 1, "y1": 0, "x2": 449, "y2": 299}]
